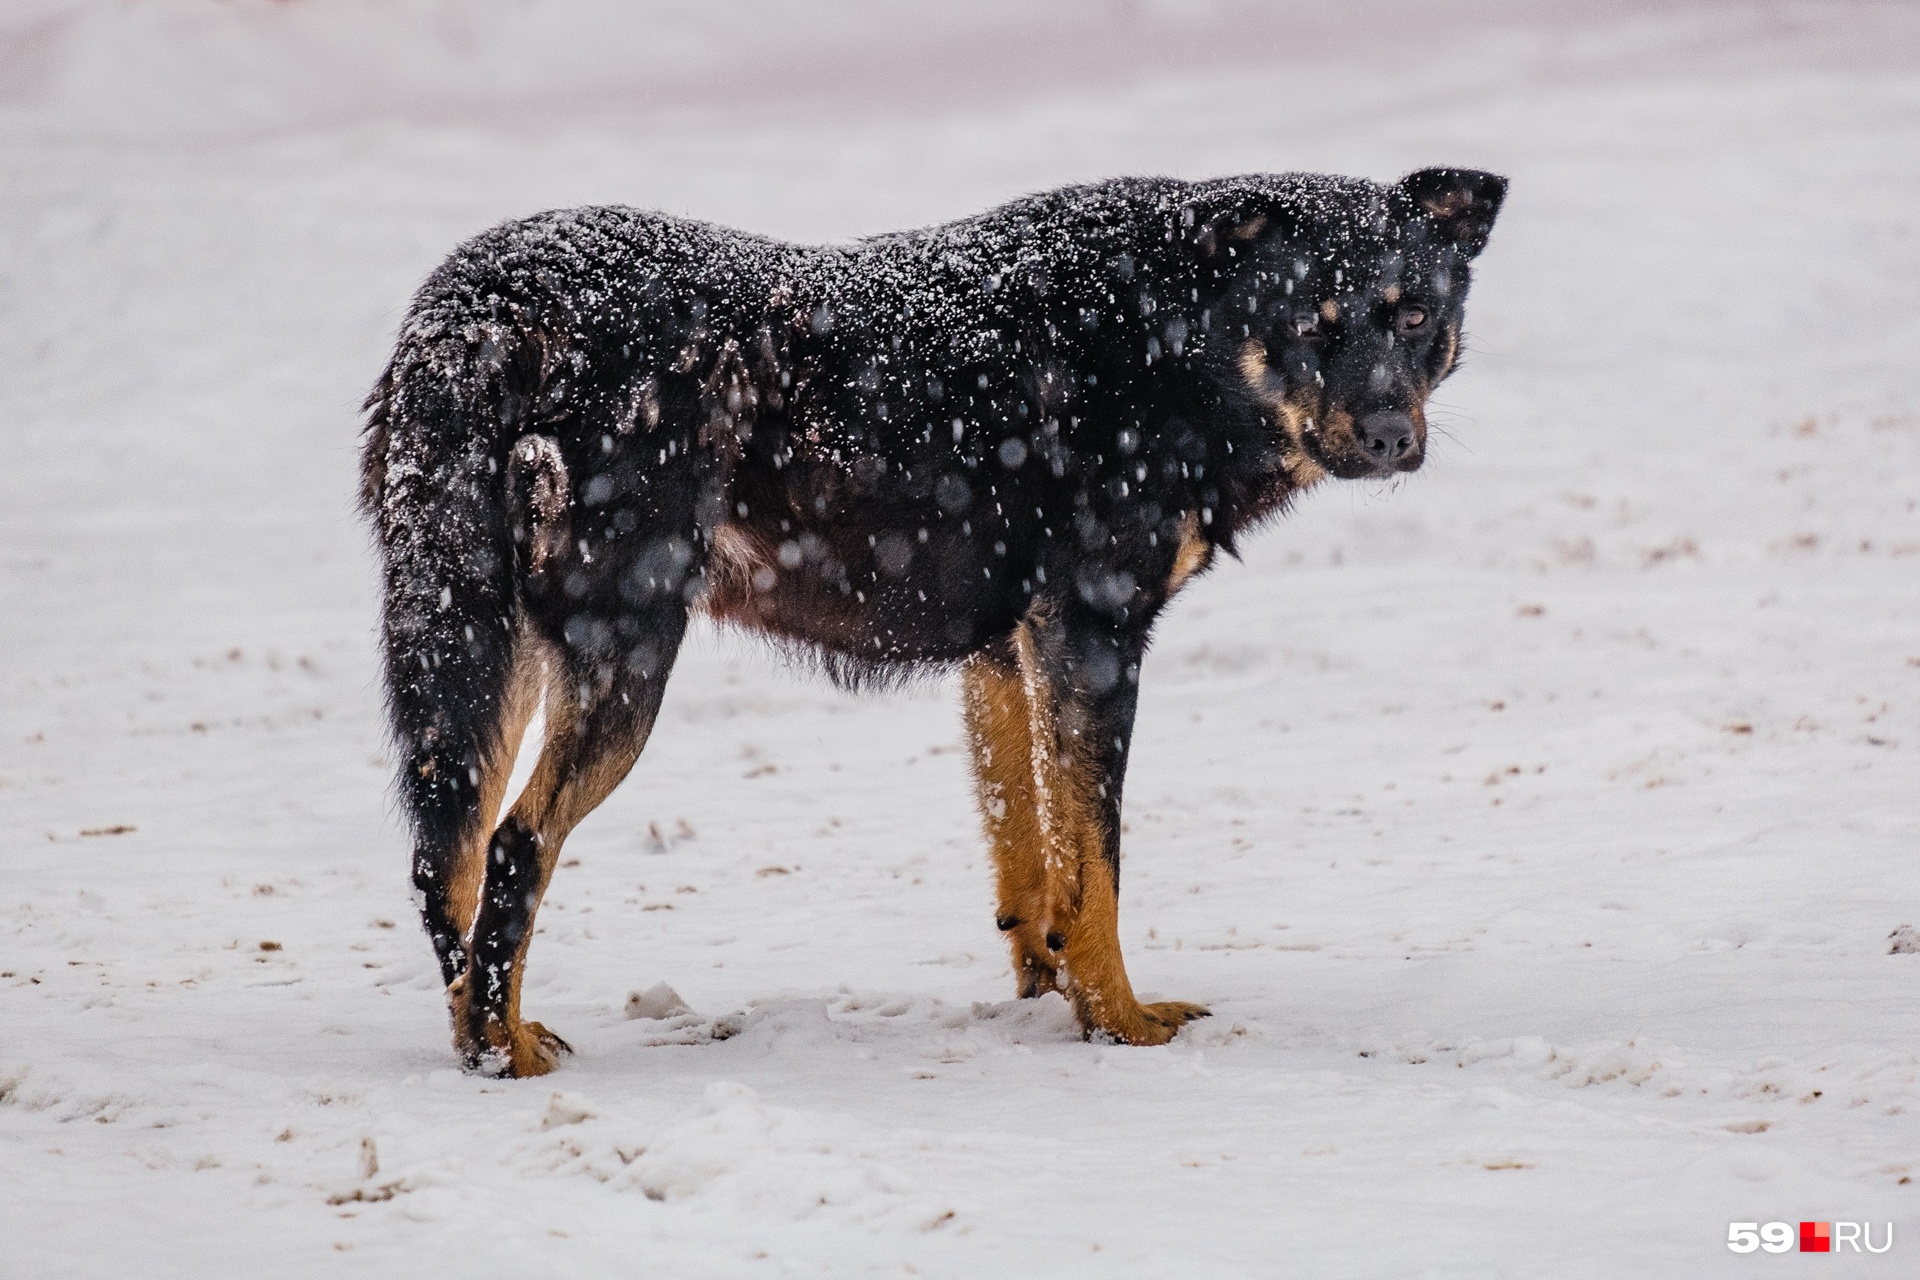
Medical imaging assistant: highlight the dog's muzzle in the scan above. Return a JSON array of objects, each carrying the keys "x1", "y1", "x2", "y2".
[{"x1": 1357, "y1": 411, "x2": 1421, "y2": 472}]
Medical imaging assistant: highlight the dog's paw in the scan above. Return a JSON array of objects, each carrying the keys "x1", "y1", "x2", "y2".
[
  {"x1": 1014, "y1": 953, "x2": 1061, "y2": 999},
  {"x1": 1141, "y1": 1000, "x2": 1211, "y2": 1030},
  {"x1": 1086, "y1": 999, "x2": 1211, "y2": 1046},
  {"x1": 467, "y1": 1018, "x2": 574, "y2": 1078}
]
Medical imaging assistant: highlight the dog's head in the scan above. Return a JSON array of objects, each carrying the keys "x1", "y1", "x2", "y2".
[{"x1": 1216, "y1": 168, "x2": 1506, "y2": 485}]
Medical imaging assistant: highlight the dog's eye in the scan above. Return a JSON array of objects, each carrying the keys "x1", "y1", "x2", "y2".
[{"x1": 1397, "y1": 305, "x2": 1428, "y2": 331}]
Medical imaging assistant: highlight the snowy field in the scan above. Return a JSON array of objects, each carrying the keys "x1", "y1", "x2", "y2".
[{"x1": 4, "y1": 1, "x2": 1918, "y2": 1275}]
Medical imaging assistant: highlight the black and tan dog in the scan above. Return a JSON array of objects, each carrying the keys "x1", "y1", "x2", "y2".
[{"x1": 362, "y1": 167, "x2": 1505, "y2": 1076}]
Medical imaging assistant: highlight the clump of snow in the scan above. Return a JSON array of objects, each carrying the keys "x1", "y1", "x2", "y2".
[
  {"x1": 624, "y1": 982, "x2": 694, "y2": 1020},
  {"x1": 495, "y1": 1082, "x2": 957, "y2": 1230},
  {"x1": 620, "y1": 1082, "x2": 953, "y2": 1229},
  {"x1": 540, "y1": 1091, "x2": 597, "y2": 1130},
  {"x1": 719, "y1": 999, "x2": 845, "y2": 1054}
]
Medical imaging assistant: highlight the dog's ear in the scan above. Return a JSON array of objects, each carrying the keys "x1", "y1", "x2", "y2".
[{"x1": 1399, "y1": 168, "x2": 1507, "y2": 257}]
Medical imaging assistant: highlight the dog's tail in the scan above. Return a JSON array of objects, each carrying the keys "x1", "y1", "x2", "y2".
[{"x1": 360, "y1": 324, "x2": 567, "y2": 952}]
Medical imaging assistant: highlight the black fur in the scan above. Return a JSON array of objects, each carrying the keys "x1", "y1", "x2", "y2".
[{"x1": 362, "y1": 167, "x2": 1504, "y2": 1063}]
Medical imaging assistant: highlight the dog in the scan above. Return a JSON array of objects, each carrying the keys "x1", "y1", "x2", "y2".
[{"x1": 361, "y1": 167, "x2": 1506, "y2": 1076}]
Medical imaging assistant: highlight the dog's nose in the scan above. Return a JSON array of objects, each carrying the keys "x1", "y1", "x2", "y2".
[{"x1": 1358, "y1": 412, "x2": 1418, "y2": 465}]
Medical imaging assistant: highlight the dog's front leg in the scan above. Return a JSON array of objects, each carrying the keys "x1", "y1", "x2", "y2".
[
  {"x1": 1017, "y1": 605, "x2": 1209, "y2": 1045},
  {"x1": 961, "y1": 640, "x2": 1064, "y2": 998}
]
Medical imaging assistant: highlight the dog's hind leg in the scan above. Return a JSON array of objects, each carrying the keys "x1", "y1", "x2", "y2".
[
  {"x1": 373, "y1": 476, "x2": 527, "y2": 997},
  {"x1": 387, "y1": 610, "x2": 541, "y2": 1043},
  {"x1": 455, "y1": 610, "x2": 689, "y2": 1077},
  {"x1": 1013, "y1": 605, "x2": 1209, "y2": 1046},
  {"x1": 421, "y1": 623, "x2": 547, "y2": 982},
  {"x1": 961, "y1": 638, "x2": 1062, "y2": 999}
]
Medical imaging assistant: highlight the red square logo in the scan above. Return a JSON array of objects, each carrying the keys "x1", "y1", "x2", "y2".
[{"x1": 1800, "y1": 1221, "x2": 1831, "y2": 1253}]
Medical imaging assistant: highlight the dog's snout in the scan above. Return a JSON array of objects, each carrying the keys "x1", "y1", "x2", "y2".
[{"x1": 1358, "y1": 412, "x2": 1418, "y2": 466}]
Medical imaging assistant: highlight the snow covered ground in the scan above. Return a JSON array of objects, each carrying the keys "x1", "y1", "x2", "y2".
[{"x1": 3, "y1": 1, "x2": 1918, "y2": 1274}]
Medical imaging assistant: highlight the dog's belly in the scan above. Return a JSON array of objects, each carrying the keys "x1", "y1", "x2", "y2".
[{"x1": 703, "y1": 503, "x2": 1027, "y2": 665}]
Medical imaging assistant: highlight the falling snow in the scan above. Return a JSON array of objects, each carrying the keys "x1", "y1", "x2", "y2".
[{"x1": 3, "y1": 2, "x2": 1919, "y2": 1277}]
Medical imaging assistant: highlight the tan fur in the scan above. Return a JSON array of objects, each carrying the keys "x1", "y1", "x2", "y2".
[
  {"x1": 1318, "y1": 405, "x2": 1360, "y2": 452},
  {"x1": 1230, "y1": 214, "x2": 1269, "y2": 241},
  {"x1": 1237, "y1": 340, "x2": 1278, "y2": 400},
  {"x1": 1059, "y1": 848, "x2": 1210, "y2": 1045},
  {"x1": 702, "y1": 519, "x2": 888, "y2": 657},
  {"x1": 1010, "y1": 619, "x2": 1080, "y2": 962},
  {"x1": 1418, "y1": 189, "x2": 1474, "y2": 218},
  {"x1": 451, "y1": 658, "x2": 660, "y2": 1077},
  {"x1": 446, "y1": 625, "x2": 549, "y2": 942},
  {"x1": 1276, "y1": 404, "x2": 1333, "y2": 488},
  {"x1": 702, "y1": 522, "x2": 766, "y2": 617},
  {"x1": 509, "y1": 434, "x2": 572, "y2": 576},
  {"x1": 960, "y1": 648, "x2": 1061, "y2": 997},
  {"x1": 1019, "y1": 617, "x2": 1208, "y2": 1043},
  {"x1": 1166, "y1": 512, "x2": 1213, "y2": 596},
  {"x1": 958, "y1": 619, "x2": 1209, "y2": 1045},
  {"x1": 1239, "y1": 341, "x2": 1332, "y2": 490}
]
